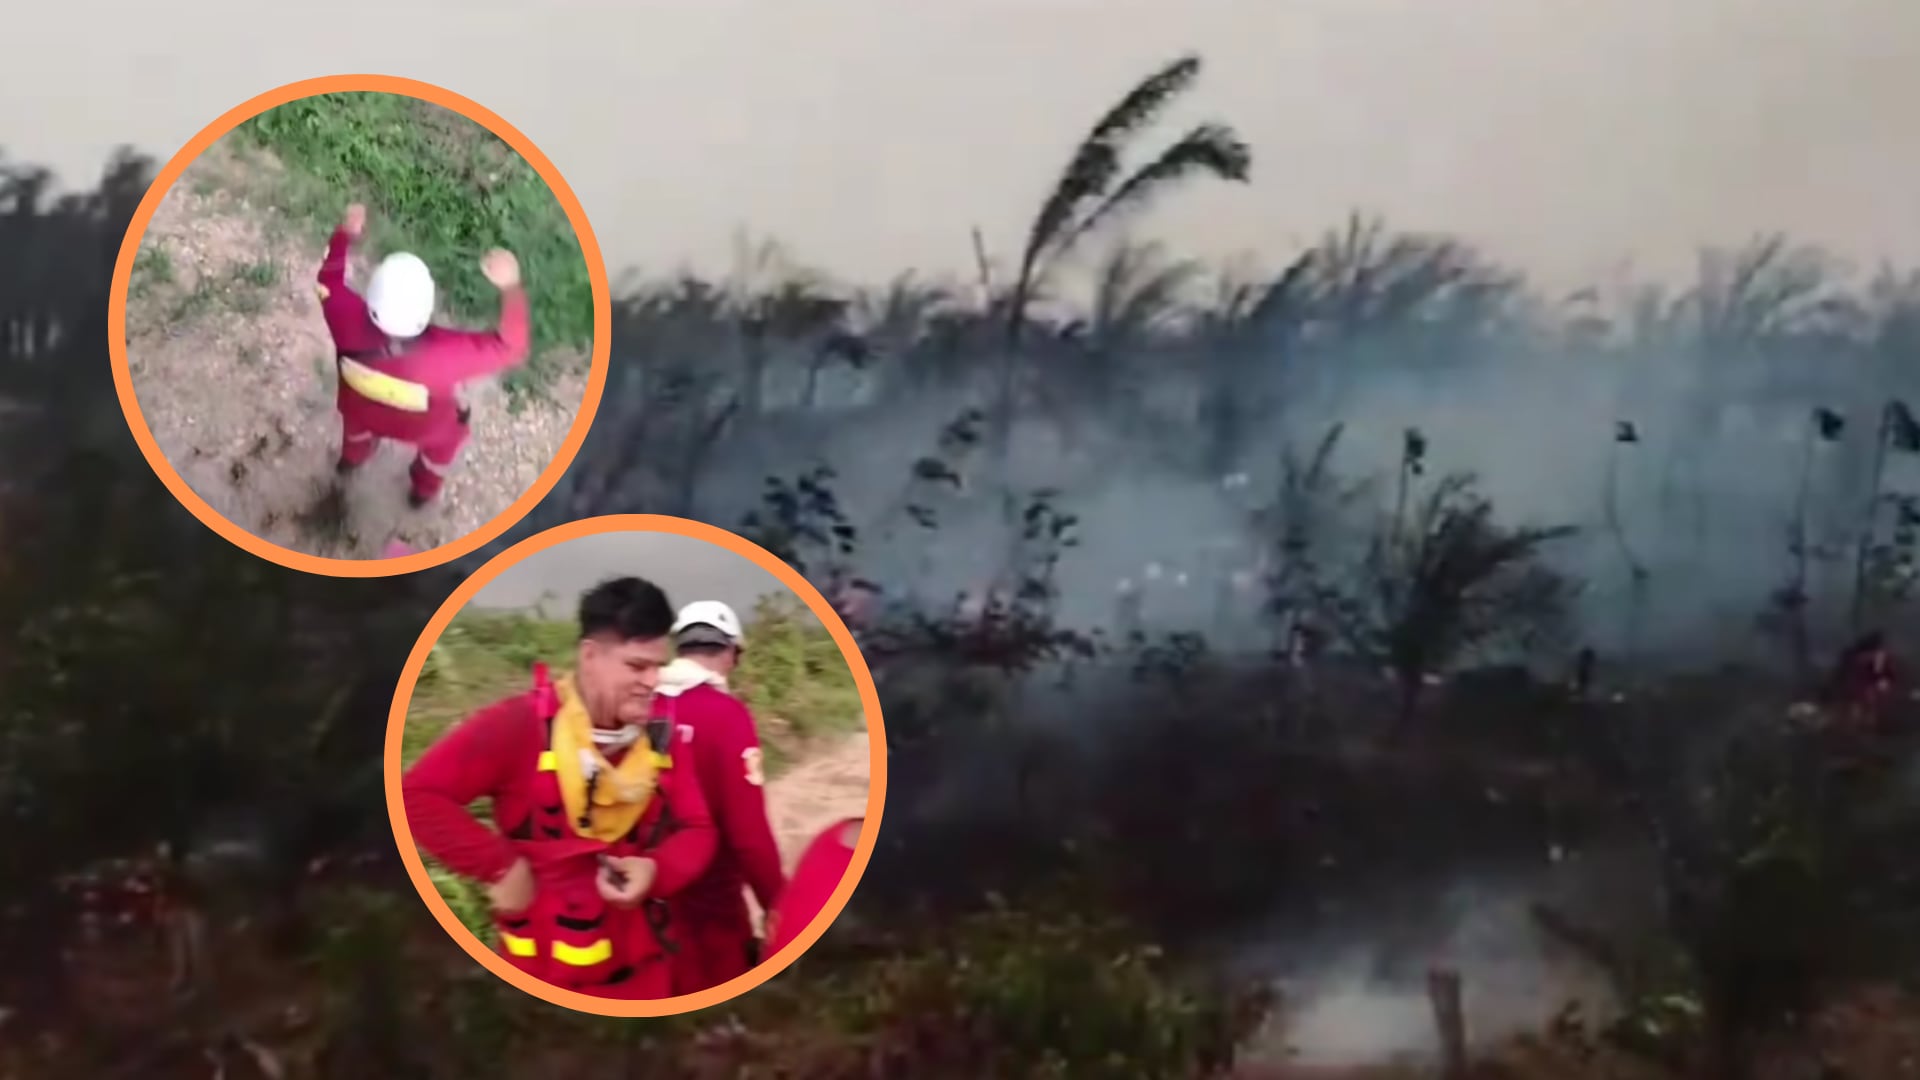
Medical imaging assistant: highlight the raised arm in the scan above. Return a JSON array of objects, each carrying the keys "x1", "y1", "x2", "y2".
[
  {"x1": 408, "y1": 249, "x2": 533, "y2": 390},
  {"x1": 317, "y1": 203, "x2": 366, "y2": 292}
]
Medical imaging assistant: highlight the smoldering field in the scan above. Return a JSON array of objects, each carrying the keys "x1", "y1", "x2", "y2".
[
  {"x1": 499, "y1": 212, "x2": 1920, "y2": 1064},
  {"x1": 13, "y1": 52, "x2": 1920, "y2": 1073}
]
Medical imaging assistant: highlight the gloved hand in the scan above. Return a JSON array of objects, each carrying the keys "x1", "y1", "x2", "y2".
[
  {"x1": 481, "y1": 249, "x2": 521, "y2": 290},
  {"x1": 595, "y1": 855, "x2": 657, "y2": 908}
]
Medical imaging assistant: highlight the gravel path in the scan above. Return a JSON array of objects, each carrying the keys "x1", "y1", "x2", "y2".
[{"x1": 122, "y1": 146, "x2": 584, "y2": 560}]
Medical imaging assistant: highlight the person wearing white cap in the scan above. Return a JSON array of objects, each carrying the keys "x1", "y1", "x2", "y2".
[
  {"x1": 316, "y1": 202, "x2": 532, "y2": 509},
  {"x1": 656, "y1": 600, "x2": 788, "y2": 993}
]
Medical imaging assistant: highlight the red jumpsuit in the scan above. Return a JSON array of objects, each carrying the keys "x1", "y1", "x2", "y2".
[
  {"x1": 316, "y1": 228, "x2": 531, "y2": 502},
  {"x1": 401, "y1": 677, "x2": 716, "y2": 998},
  {"x1": 764, "y1": 817, "x2": 860, "y2": 956},
  {"x1": 662, "y1": 683, "x2": 787, "y2": 994}
]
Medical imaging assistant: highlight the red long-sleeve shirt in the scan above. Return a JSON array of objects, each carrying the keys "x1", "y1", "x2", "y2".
[
  {"x1": 316, "y1": 227, "x2": 532, "y2": 394},
  {"x1": 401, "y1": 691, "x2": 714, "y2": 899},
  {"x1": 666, "y1": 684, "x2": 787, "y2": 925}
]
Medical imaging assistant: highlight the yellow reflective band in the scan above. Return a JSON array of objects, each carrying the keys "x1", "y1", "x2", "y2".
[
  {"x1": 338, "y1": 356, "x2": 430, "y2": 413},
  {"x1": 501, "y1": 932, "x2": 537, "y2": 958},
  {"x1": 552, "y1": 938, "x2": 613, "y2": 967},
  {"x1": 539, "y1": 749, "x2": 663, "y2": 772}
]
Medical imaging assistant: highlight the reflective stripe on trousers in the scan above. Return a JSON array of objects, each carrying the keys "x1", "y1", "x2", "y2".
[{"x1": 501, "y1": 931, "x2": 615, "y2": 967}]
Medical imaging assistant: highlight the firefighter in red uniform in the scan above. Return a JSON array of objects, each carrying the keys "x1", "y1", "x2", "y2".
[
  {"x1": 402, "y1": 577, "x2": 716, "y2": 999},
  {"x1": 764, "y1": 817, "x2": 861, "y2": 957},
  {"x1": 317, "y1": 202, "x2": 531, "y2": 508},
  {"x1": 656, "y1": 600, "x2": 789, "y2": 994}
]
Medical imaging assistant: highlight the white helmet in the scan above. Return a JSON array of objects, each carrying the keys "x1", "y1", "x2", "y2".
[
  {"x1": 672, "y1": 600, "x2": 745, "y2": 649},
  {"x1": 366, "y1": 252, "x2": 436, "y2": 339}
]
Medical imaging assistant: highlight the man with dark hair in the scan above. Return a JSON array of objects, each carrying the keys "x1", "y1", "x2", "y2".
[
  {"x1": 402, "y1": 576, "x2": 716, "y2": 999},
  {"x1": 655, "y1": 600, "x2": 788, "y2": 994}
]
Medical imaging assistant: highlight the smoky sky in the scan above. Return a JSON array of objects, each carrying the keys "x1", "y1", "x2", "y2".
[
  {"x1": 8, "y1": 0, "x2": 1920, "y2": 290},
  {"x1": 470, "y1": 531, "x2": 791, "y2": 618}
]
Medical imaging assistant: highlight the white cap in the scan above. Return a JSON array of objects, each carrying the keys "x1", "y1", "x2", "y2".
[
  {"x1": 366, "y1": 252, "x2": 436, "y2": 339},
  {"x1": 672, "y1": 600, "x2": 745, "y2": 648}
]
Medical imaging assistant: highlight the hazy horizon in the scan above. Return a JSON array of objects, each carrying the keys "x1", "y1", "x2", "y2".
[
  {"x1": 469, "y1": 531, "x2": 791, "y2": 624},
  {"x1": 9, "y1": 0, "x2": 1920, "y2": 295}
]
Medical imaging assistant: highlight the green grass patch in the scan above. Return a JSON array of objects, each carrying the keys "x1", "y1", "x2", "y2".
[
  {"x1": 231, "y1": 90, "x2": 592, "y2": 404},
  {"x1": 732, "y1": 592, "x2": 866, "y2": 772},
  {"x1": 129, "y1": 243, "x2": 174, "y2": 298}
]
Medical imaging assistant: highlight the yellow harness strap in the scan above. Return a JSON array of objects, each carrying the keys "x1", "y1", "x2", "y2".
[
  {"x1": 545, "y1": 673, "x2": 672, "y2": 843},
  {"x1": 338, "y1": 355, "x2": 431, "y2": 413}
]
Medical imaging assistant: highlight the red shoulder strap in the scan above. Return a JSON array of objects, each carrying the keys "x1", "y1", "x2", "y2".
[{"x1": 531, "y1": 663, "x2": 559, "y2": 722}]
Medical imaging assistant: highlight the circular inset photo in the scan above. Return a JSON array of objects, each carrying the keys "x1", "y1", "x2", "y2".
[
  {"x1": 108, "y1": 75, "x2": 611, "y2": 575},
  {"x1": 386, "y1": 515, "x2": 884, "y2": 1015}
]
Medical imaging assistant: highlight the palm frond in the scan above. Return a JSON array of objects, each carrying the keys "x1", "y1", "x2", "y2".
[
  {"x1": 1058, "y1": 123, "x2": 1251, "y2": 260},
  {"x1": 1089, "y1": 240, "x2": 1204, "y2": 346},
  {"x1": 1020, "y1": 54, "x2": 1204, "y2": 268}
]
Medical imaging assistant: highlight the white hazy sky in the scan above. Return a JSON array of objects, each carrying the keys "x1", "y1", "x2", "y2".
[
  {"x1": 471, "y1": 531, "x2": 789, "y2": 618},
  {"x1": 7, "y1": 0, "x2": 1920, "y2": 292}
]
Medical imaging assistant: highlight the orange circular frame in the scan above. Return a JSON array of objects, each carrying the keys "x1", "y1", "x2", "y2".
[
  {"x1": 383, "y1": 514, "x2": 889, "y2": 1016},
  {"x1": 106, "y1": 73, "x2": 613, "y2": 578}
]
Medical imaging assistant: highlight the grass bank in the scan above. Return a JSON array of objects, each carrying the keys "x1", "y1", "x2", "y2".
[{"x1": 232, "y1": 90, "x2": 593, "y2": 401}]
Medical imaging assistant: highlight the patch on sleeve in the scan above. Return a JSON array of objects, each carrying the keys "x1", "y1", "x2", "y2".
[
  {"x1": 316, "y1": 283, "x2": 330, "y2": 302},
  {"x1": 742, "y1": 747, "x2": 764, "y2": 787}
]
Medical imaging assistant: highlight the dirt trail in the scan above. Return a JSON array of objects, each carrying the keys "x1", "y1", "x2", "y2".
[
  {"x1": 767, "y1": 729, "x2": 874, "y2": 870},
  {"x1": 123, "y1": 145, "x2": 584, "y2": 560}
]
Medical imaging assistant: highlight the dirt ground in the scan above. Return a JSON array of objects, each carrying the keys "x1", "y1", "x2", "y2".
[
  {"x1": 767, "y1": 729, "x2": 874, "y2": 869},
  {"x1": 743, "y1": 728, "x2": 873, "y2": 934},
  {"x1": 122, "y1": 144, "x2": 586, "y2": 560}
]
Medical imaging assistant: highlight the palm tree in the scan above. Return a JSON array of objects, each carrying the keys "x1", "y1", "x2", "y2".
[
  {"x1": 1084, "y1": 238, "x2": 1203, "y2": 350},
  {"x1": 1029, "y1": 239, "x2": 1201, "y2": 450},
  {"x1": 1362, "y1": 475, "x2": 1577, "y2": 733},
  {"x1": 1660, "y1": 237, "x2": 1845, "y2": 555},
  {"x1": 725, "y1": 235, "x2": 850, "y2": 416},
  {"x1": 1194, "y1": 250, "x2": 1318, "y2": 476},
  {"x1": 993, "y1": 53, "x2": 1252, "y2": 463},
  {"x1": 1298, "y1": 213, "x2": 1519, "y2": 357},
  {"x1": 855, "y1": 271, "x2": 960, "y2": 402}
]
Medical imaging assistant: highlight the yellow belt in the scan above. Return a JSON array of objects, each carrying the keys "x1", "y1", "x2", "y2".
[{"x1": 338, "y1": 355, "x2": 431, "y2": 413}]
